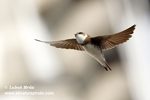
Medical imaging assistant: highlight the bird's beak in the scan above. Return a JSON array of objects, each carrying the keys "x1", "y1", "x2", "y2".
[{"x1": 75, "y1": 34, "x2": 77, "y2": 37}]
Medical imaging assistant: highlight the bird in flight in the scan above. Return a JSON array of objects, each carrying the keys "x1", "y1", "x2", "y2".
[{"x1": 35, "y1": 25, "x2": 136, "y2": 71}]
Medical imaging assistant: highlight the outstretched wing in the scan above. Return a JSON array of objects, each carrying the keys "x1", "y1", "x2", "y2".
[
  {"x1": 35, "y1": 38, "x2": 84, "y2": 51},
  {"x1": 91, "y1": 25, "x2": 136, "y2": 50}
]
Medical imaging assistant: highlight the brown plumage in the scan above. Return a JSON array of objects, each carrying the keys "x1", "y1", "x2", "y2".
[
  {"x1": 91, "y1": 25, "x2": 136, "y2": 50},
  {"x1": 35, "y1": 38, "x2": 84, "y2": 51}
]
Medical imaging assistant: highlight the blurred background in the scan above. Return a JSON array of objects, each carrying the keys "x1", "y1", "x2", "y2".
[{"x1": 0, "y1": 0, "x2": 150, "y2": 100}]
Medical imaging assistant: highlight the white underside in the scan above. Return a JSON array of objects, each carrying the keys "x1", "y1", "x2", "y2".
[
  {"x1": 75, "y1": 34, "x2": 87, "y2": 44},
  {"x1": 83, "y1": 44, "x2": 106, "y2": 66}
]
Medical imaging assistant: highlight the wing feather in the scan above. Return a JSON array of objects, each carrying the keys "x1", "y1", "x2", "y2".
[
  {"x1": 35, "y1": 38, "x2": 84, "y2": 51},
  {"x1": 91, "y1": 25, "x2": 136, "y2": 50}
]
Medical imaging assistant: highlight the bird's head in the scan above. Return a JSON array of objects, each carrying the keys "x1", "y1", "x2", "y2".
[{"x1": 75, "y1": 32, "x2": 87, "y2": 44}]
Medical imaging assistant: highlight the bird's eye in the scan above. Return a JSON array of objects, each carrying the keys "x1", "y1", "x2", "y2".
[{"x1": 78, "y1": 32, "x2": 82, "y2": 34}]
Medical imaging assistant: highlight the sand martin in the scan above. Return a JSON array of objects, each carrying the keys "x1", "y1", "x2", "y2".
[{"x1": 35, "y1": 25, "x2": 136, "y2": 71}]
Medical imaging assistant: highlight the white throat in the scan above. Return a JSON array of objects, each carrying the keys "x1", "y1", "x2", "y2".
[{"x1": 75, "y1": 34, "x2": 87, "y2": 44}]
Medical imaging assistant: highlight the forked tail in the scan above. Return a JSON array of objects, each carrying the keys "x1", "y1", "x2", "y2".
[
  {"x1": 104, "y1": 61, "x2": 112, "y2": 71},
  {"x1": 101, "y1": 52, "x2": 112, "y2": 71}
]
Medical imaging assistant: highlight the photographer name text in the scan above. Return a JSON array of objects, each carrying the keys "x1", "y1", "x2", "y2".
[{"x1": 7, "y1": 85, "x2": 34, "y2": 90}]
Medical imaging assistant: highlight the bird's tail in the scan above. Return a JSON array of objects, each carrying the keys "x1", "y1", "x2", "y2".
[
  {"x1": 96, "y1": 56, "x2": 112, "y2": 71},
  {"x1": 101, "y1": 53, "x2": 112, "y2": 71},
  {"x1": 103, "y1": 61, "x2": 112, "y2": 71}
]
